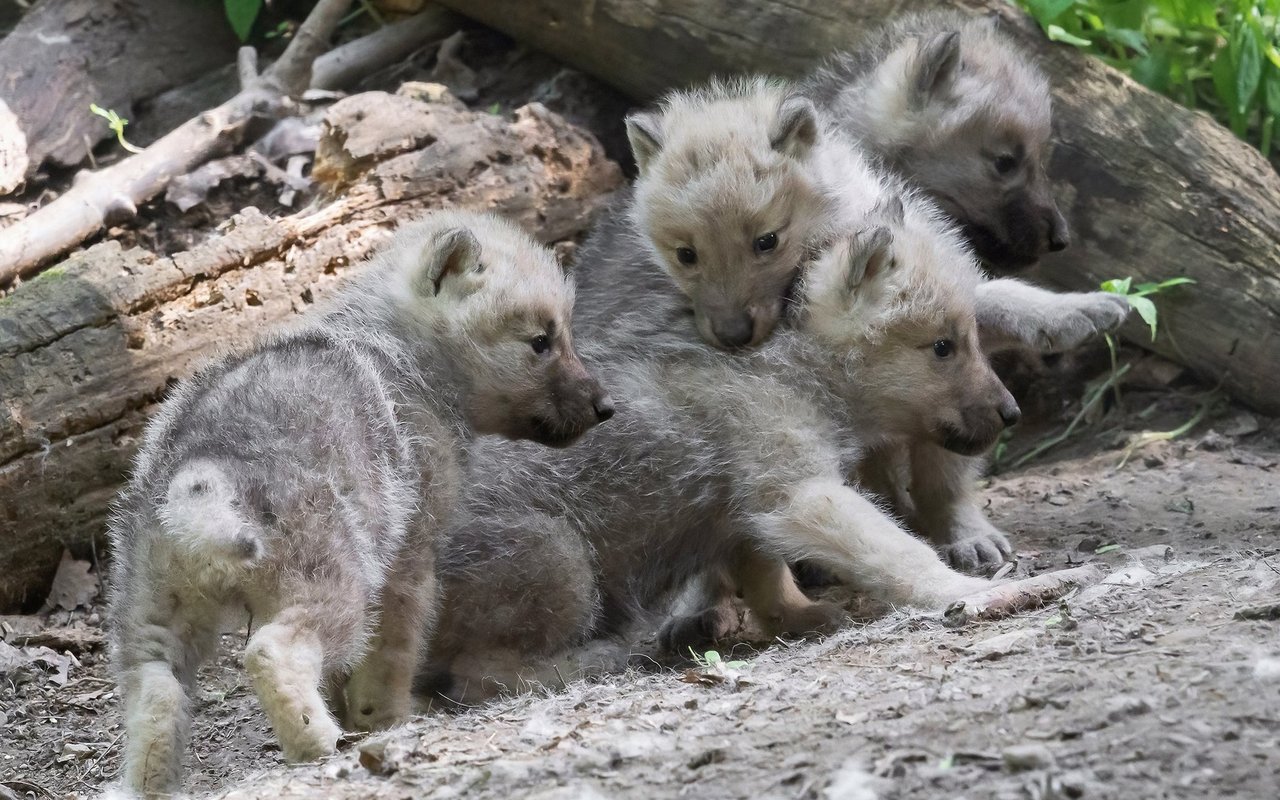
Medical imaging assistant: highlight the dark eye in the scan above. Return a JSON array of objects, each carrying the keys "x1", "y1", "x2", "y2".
[
  {"x1": 676, "y1": 247, "x2": 698, "y2": 266},
  {"x1": 933, "y1": 339, "x2": 954, "y2": 358},
  {"x1": 753, "y1": 232, "x2": 778, "y2": 253},
  {"x1": 530, "y1": 335, "x2": 551, "y2": 354},
  {"x1": 994, "y1": 154, "x2": 1019, "y2": 175}
]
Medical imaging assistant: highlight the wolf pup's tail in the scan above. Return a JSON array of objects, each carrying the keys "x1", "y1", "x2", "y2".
[{"x1": 160, "y1": 459, "x2": 265, "y2": 565}]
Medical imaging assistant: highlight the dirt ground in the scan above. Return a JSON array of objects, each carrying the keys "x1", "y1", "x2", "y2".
[
  {"x1": 3, "y1": 17, "x2": 1278, "y2": 800},
  {"x1": 3, "y1": 382, "x2": 1277, "y2": 800}
]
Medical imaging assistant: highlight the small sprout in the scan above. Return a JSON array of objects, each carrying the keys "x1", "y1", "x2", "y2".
[
  {"x1": 89, "y1": 104, "x2": 143, "y2": 154},
  {"x1": 938, "y1": 753, "x2": 955, "y2": 770},
  {"x1": 1094, "y1": 544, "x2": 1122, "y2": 555},
  {"x1": 488, "y1": 102, "x2": 502, "y2": 115},
  {"x1": 1100, "y1": 276, "x2": 1196, "y2": 340}
]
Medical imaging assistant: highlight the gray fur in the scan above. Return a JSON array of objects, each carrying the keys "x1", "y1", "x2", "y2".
[{"x1": 108, "y1": 211, "x2": 608, "y2": 797}]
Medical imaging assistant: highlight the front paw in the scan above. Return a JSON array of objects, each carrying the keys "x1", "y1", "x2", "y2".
[
  {"x1": 659, "y1": 603, "x2": 738, "y2": 656},
  {"x1": 939, "y1": 529, "x2": 1012, "y2": 574},
  {"x1": 1035, "y1": 293, "x2": 1131, "y2": 352}
]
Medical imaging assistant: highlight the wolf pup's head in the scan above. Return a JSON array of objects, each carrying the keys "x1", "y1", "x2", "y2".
[
  {"x1": 626, "y1": 79, "x2": 834, "y2": 350},
  {"x1": 388, "y1": 212, "x2": 614, "y2": 447},
  {"x1": 851, "y1": 16, "x2": 1068, "y2": 271},
  {"x1": 804, "y1": 196, "x2": 1020, "y2": 454}
]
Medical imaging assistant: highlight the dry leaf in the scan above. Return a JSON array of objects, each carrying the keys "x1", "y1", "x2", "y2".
[{"x1": 42, "y1": 550, "x2": 99, "y2": 612}]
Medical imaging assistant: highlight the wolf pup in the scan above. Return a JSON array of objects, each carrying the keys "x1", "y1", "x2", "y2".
[
  {"x1": 623, "y1": 77, "x2": 901, "y2": 350},
  {"x1": 804, "y1": 9, "x2": 1067, "y2": 271},
  {"x1": 423, "y1": 193, "x2": 1032, "y2": 700},
  {"x1": 108, "y1": 211, "x2": 611, "y2": 797}
]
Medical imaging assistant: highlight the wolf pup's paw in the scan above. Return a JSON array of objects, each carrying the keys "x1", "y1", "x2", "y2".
[
  {"x1": 659, "y1": 602, "x2": 739, "y2": 655},
  {"x1": 1034, "y1": 292, "x2": 1131, "y2": 352},
  {"x1": 939, "y1": 529, "x2": 1012, "y2": 574}
]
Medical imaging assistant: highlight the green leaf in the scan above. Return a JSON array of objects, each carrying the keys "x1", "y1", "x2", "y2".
[
  {"x1": 1266, "y1": 65, "x2": 1280, "y2": 115},
  {"x1": 1236, "y1": 29, "x2": 1264, "y2": 114},
  {"x1": 1132, "y1": 277, "x2": 1196, "y2": 296},
  {"x1": 1047, "y1": 24, "x2": 1092, "y2": 48},
  {"x1": 225, "y1": 0, "x2": 263, "y2": 43},
  {"x1": 1125, "y1": 295, "x2": 1159, "y2": 339},
  {"x1": 1094, "y1": 543, "x2": 1122, "y2": 554},
  {"x1": 703, "y1": 650, "x2": 721, "y2": 667},
  {"x1": 1102, "y1": 28, "x2": 1150, "y2": 57},
  {"x1": 1026, "y1": 0, "x2": 1076, "y2": 25},
  {"x1": 1100, "y1": 277, "x2": 1133, "y2": 295}
]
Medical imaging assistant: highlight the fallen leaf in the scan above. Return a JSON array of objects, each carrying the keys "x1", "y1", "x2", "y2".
[{"x1": 42, "y1": 551, "x2": 99, "y2": 612}]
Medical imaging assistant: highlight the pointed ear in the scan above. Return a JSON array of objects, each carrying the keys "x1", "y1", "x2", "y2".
[
  {"x1": 625, "y1": 112, "x2": 665, "y2": 175},
  {"x1": 413, "y1": 226, "x2": 480, "y2": 297},
  {"x1": 844, "y1": 226, "x2": 895, "y2": 295},
  {"x1": 910, "y1": 31, "x2": 960, "y2": 108},
  {"x1": 770, "y1": 95, "x2": 818, "y2": 159}
]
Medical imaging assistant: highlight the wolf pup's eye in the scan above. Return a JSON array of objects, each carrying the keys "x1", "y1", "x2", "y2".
[
  {"x1": 753, "y1": 232, "x2": 778, "y2": 253},
  {"x1": 994, "y1": 154, "x2": 1019, "y2": 175},
  {"x1": 676, "y1": 247, "x2": 698, "y2": 266},
  {"x1": 933, "y1": 339, "x2": 954, "y2": 358},
  {"x1": 530, "y1": 335, "x2": 551, "y2": 354}
]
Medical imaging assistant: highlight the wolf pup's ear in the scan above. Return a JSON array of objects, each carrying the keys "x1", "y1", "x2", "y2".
[
  {"x1": 910, "y1": 30, "x2": 961, "y2": 108},
  {"x1": 626, "y1": 112, "x2": 665, "y2": 175},
  {"x1": 844, "y1": 226, "x2": 895, "y2": 295},
  {"x1": 415, "y1": 226, "x2": 481, "y2": 297},
  {"x1": 770, "y1": 95, "x2": 818, "y2": 159}
]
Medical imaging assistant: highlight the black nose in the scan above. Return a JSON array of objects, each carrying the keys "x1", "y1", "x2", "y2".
[
  {"x1": 999, "y1": 401, "x2": 1022, "y2": 428},
  {"x1": 1047, "y1": 210, "x2": 1070, "y2": 252},
  {"x1": 711, "y1": 313, "x2": 754, "y2": 349},
  {"x1": 593, "y1": 395, "x2": 615, "y2": 423}
]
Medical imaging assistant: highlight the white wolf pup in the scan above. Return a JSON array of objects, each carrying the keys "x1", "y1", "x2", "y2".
[{"x1": 108, "y1": 211, "x2": 611, "y2": 797}]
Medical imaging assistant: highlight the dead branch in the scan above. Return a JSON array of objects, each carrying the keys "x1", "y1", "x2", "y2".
[
  {"x1": 945, "y1": 565, "x2": 1104, "y2": 624},
  {"x1": 0, "y1": 0, "x2": 355, "y2": 286}
]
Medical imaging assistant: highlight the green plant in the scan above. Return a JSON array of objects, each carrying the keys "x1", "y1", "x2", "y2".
[
  {"x1": 225, "y1": 0, "x2": 264, "y2": 43},
  {"x1": 1016, "y1": 1, "x2": 1280, "y2": 157},
  {"x1": 89, "y1": 104, "x2": 142, "y2": 154},
  {"x1": 1004, "y1": 274, "x2": 1195, "y2": 470}
]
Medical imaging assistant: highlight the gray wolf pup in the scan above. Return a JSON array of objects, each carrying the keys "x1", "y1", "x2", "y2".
[
  {"x1": 108, "y1": 211, "x2": 611, "y2": 796},
  {"x1": 803, "y1": 9, "x2": 1070, "y2": 272}
]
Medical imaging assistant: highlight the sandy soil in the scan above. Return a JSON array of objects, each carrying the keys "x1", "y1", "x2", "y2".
[{"x1": 3, "y1": 383, "x2": 1277, "y2": 800}]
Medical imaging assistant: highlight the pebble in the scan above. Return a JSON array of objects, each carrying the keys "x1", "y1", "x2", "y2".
[{"x1": 1002, "y1": 743, "x2": 1054, "y2": 772}]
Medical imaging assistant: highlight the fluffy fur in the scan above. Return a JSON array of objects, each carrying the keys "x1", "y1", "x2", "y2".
[
  {"x1": 424, "y1": 186, "x2": 1018, "y2": 702},
  {"x1": 107, "y1": 211, "x2": 610, "y2": 797}
]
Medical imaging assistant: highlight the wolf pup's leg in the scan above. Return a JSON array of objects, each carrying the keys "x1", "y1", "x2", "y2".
[
  {"x1": 977, "y1": 279, "x2": 1131, "y2": 355},
  {"x1": 118, "y1": 617, "x2": 220, "y2": 797},
  {"x1": 345, "y1": 544, "x2": 438, "y2": 732},
  {"x1": 905, "y1": 443, "x2": 1012, "y2": 573},
  {"x1": 755, "y1": 476, "x2": 990, "y2": 608},
  {"x1": 244, "y1": 603, "x2": 357, "y2": 762},
  {"x1": 735, "y1": 547, "x2": 847, "y2": 637}
]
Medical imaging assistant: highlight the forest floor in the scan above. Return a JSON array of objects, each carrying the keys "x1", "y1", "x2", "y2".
[
  {"x1": 2, "y1": 19, "x2": 1278, "y2": 800},
  {"x1": 3, "y1": 386, "x2": 1278, "y2": 800}
]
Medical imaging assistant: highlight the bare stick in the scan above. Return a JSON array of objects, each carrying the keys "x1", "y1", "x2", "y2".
[
  {"x1": 0, "y1": 0, "x2": 353, "y2": 286},
  {"x1": 945, "y1": 565, "x2": 1104, "y2": 624},
  {"x1": 311, "y1": 7, "x2": 462, "y2": 90}
]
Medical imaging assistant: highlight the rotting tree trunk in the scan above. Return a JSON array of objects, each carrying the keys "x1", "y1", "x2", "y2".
[
  {"x1": 434, "y1": 0, "x2": 1280, "y2": 417},
  {"x1": 0, "y1": 92, "x2": 623, "y2": 612},
  {"x1": 0, "y1": 0, "x2": 239, "y2": 176}
]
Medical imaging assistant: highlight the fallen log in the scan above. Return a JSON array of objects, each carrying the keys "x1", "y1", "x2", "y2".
[
  {"x1": 0, "y1": 91, "x2": 623, "y2": 612},
  {"x1": 433, "y1": 0, "x2": 1280, "y2": 417}
]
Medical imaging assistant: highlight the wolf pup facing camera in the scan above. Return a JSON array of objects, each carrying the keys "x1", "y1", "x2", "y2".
[
  {"x1": 107, "y1": 211, "x2": 612, "y2": 797},
  {"x1": 803, "y1": 10, "x2": 1068, "y2": 272}
]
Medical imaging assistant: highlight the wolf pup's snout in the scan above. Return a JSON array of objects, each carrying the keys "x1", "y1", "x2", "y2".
[
  {"x1": 711, "y1": 312, "x2": 756, "y2": 349},
  {"x1": 1046, "y1": 206, "x2": 1070, "y2": 252},
  {"x1": 998, "y1": 396, "x2": 1022, "y2": 428}
]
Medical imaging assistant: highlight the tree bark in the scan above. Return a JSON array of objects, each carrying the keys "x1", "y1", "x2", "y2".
[
  {"x1": 433, "y1": 0, "x2": 1280, "y2": 417},
  {"x1": 0, "y1": 92, "x2": 622, "y2": 612},
  {"x1": 0, "y1": 0, "x2": 239, "y2": 174}
]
